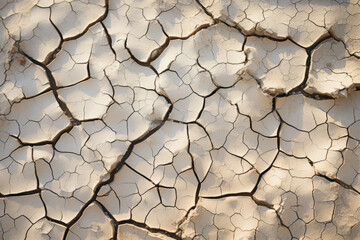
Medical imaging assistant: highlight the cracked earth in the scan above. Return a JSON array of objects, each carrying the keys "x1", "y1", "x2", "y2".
[{"x1": 1, "y1": 0, "x2": 360, "y2": 239}]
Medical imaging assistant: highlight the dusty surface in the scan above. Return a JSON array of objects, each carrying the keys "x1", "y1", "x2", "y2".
[{"x1": 1, "y1": 0, "x2": 360, "y2": 239}]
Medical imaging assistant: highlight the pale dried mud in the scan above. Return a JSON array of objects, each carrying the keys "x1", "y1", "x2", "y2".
[{"x1": 1, "y1": 0, "x2": 360, "y2": 239}]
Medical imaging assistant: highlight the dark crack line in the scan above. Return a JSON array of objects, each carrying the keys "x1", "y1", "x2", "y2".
[
  {"x1": 19, "y1": 51, "x2": 80, "y2": 126},
  {"x1": 101, "y1": 22, "x2": 116, "y2": 57},
  {"x1": 11, "y1": 123, "x2": 74, "y2": 147},
  {"x1": 94, "y1": 200, "x2": 118, "y2": 240},
  {"x1": 117, "y1": 219, "x2": 181, "y2": 240},
  {"x1": 124, "y1": 38, "x2": 160, "y2": 75},
  {"x1": 175, "y1": 124, "x2": 203, "y2": 236},
  {"x1": 0, "y1": 189, "x2": 41, "y2": 198},
  {"x1": 314, "y1": 173, "x2": 360, "y2": 195},
  {"x1": 147, "y1": 22, "x2": 213, "y2": 63},
  {"x1": 62, "y1": 98, "x2": 173, "y2": 239},
  {"x1": 286, "y1": 34, "x2": 336, "y2": 99},
  {"x1": 124, "y1": 21, "x2": 216, "y2": 75},
  {"x1": 200, "y1": 120, "x2": 283, "y2": 199},
  {"x1": 194, "y1": 0, "x2": 348, "y2": 101},
  {"x1": 62, "y1": 0, "x2": 110, "y2": 42}
]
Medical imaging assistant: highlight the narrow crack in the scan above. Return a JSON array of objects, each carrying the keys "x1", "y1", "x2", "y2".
[
  {"x1": 62, "y1": 99, "x2": 173, "y2": 239},
  {"x1": 117, "y1": 220, "x2": 181, "y2": 240},
  {"x1": 19, "y1": 51, "x2": 80, "y2": 126},
  {"x1": 315, "y1": 173, "x2": 360, "y2": 195}
]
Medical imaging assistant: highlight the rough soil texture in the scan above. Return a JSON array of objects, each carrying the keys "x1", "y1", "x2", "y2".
[{"x1": 1, "y1": 0, "x2": 360, "y2": 239}]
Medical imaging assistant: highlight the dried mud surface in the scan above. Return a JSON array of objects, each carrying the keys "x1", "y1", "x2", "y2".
[{"x1": 1, "y1": 0, "x2": 360, "y2": 239}]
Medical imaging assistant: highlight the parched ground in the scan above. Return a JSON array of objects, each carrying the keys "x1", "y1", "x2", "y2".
[{"x1": 1, "y1": 0, "x2": 360, "y2": 239}]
